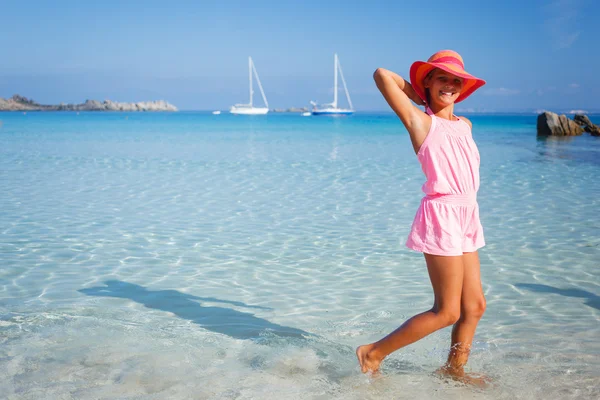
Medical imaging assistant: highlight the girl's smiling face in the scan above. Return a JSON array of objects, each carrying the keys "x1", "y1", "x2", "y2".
[{"x1": 424, "y1": 69, "x2": 464, "y2": 106}]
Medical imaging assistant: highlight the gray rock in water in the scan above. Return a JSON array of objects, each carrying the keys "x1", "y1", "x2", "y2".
[
  {"x1": 537, "y1": 111, "x2": 584, "y2": 136},
  {"x1": 574, "y1": 114, "x2": 600, "y2": 136},
  {"x1": 586, "y1": 125, "x2": 600, "y2": 136},
  {"x1": 574, "y1": 114, "x2": 592, "y2": 127}
]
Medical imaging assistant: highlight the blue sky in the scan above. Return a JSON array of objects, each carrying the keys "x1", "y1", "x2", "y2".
[{"x1": 0, "y1": 0, "x2": 597, "y2": 111}]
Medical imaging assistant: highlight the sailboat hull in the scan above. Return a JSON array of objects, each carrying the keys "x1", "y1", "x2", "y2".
[{"x1": 230, "y1": 107, "x2": 269, "y2": 115}]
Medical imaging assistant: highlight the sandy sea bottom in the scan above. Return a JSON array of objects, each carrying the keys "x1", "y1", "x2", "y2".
[{"x1": 0, "y1": 112, "x2": 599, "y2": 399}]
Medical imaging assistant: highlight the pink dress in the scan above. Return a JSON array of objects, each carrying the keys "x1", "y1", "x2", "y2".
[{"x1": 405, "y1": 108, "x2": 485, "y2": 256}]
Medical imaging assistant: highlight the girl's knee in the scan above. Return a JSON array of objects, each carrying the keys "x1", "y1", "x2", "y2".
[
  {"x1": 463, "y1": 297, "x2": 486, "y2": 320},
  {"x1": 436, "y1": 308, "x2": 461, "y2": 327}
]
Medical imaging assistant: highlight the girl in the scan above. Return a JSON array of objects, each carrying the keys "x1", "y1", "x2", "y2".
[{"x1": 356, "y1": 50, "x2": 487, "y2": 382}]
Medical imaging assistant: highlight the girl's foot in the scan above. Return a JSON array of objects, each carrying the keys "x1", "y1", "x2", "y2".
[
  {"x1": 435, "y1": 365, "x2": 491, "y2": 388},
  {"x1": 356, "y1": 344, "x2": 384, "y2": 373}
]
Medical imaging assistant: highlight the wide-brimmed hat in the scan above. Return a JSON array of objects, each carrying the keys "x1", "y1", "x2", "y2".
[{"x1": 409, "y1": 50, "x2": 485, "y2": 104}]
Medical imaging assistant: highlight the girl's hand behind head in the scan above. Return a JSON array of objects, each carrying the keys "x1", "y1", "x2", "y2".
[{"x1": 410, "y1": 92, "x2": 426, "y2": 106}]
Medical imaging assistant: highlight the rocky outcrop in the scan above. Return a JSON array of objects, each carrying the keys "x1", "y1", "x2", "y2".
[
  {"x1": 286, "y1": 107, "x2": 309, "y2": 113},
  {"x1": 573, "y1": 114, "x2": 600, "y2": 136},
  {"x1": 272, "y1": 107, "x2": 310, "y2": 113},
  {"x1": 0, "y1": 95, "x2": 178, "y2": 112},
  {"x1": 537, "y1": 111, "x2": 585, "y2": 136}
]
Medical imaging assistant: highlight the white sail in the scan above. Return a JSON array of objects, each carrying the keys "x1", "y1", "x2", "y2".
[
  {"x1": 311, "y1": 53, "x2": 354, "y2": 115},
  {"x1": 230, "y1": 57, "x2": 269, "y2": 115}
]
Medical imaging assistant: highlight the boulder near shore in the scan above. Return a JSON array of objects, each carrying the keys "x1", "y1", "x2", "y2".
[
  {"x1": 0, "y1": 94, "x2": 178, "y2": 112},
  {"x1": 537, "y1": 111, "x2": 599, "y2": 137}
]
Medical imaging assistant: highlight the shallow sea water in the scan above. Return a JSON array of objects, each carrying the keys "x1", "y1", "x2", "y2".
[{"x1": 0, "y1": 112, "x2": 599, "y2": 399}]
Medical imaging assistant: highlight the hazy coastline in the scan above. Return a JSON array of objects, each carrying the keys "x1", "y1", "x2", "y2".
[{"x1": 0, "y1": 95, "x2": 177, "y2": 112}]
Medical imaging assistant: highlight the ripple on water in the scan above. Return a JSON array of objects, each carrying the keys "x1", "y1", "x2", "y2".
[{"x1": 1, "y1": 114, "x2": 599, "y2": 398}]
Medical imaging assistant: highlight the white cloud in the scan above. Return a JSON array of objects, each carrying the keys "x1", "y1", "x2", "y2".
[
  {"x1": 482, "y1": 87, "x2": 520, "y2": 96},
  {"x1": 565, "y1": 83, "x2": 581, "y2": 94}
]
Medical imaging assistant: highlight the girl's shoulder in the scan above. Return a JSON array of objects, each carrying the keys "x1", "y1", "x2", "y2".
[{"x1": 458, "y1": 116, "x2": 473, "y2": 130}]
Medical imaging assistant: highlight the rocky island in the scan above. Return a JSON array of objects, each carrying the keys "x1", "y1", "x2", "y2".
[
  {"x1": 0, "y1": 95, "x2": 178, "y2": 112},
  {"x1": 537, "y1": 111, "x2": 599, "y2": 137}
]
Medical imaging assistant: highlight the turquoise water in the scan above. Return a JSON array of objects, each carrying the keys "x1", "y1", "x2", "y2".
[{"x1": 1, "y1": 112, "x2": 599, "y2": 399}]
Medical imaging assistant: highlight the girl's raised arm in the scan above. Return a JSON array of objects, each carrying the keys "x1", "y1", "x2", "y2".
[{"x1": 373, "y1": 68, "x2": 431, "y2": 153}]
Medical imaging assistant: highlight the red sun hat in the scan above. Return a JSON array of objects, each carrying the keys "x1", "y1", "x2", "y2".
[{"x1": 409, "y1": 50, "x2": 486, "y2": 104}]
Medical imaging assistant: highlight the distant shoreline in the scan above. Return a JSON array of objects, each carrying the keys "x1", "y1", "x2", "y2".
[
  {"x1": 1, "y1": 95, "x2": 598, "y2": 115},
  {"x1": 0, "y1": 95, "x2": 177, "y2": 112}
]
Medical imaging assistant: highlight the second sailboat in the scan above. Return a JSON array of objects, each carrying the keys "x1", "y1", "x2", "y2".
[
  {"x1": 230, "y1": 56, "x2": 269, "y2": 115},
  {"x1": 311, "y1": 54, "x2": 354, "y2": 115}
]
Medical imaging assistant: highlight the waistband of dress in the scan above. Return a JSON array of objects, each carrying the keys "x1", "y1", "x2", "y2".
[{"x1": 423, "y1": 193, "x2": 477, "y2": 205}]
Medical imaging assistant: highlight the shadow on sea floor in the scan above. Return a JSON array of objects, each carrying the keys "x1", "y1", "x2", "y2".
[
  {"x1": 516, "y1": 283, "x2": 600, "y2": 310},
  {"x1": 79, "y1": 280, "x2": 311, "y2": 340},
  {"x1": 79, "y1": 280, "x2": 429, "y2": 382}
]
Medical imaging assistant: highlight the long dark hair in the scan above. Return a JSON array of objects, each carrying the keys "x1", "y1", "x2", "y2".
[{"x1": 423, "y1": 68, "x2": 437, "y2": 107}]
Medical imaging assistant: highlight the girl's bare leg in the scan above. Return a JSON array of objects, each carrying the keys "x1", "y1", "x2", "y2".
[
  {"x1": 356, "y1": 253, "x2": 464, "y2": 373},
  {"x1": 439, "y1": 251, "x2": 487, "y2": 384},
  {"x1": 447, "y1": 251, "x2": 486, "y2": 369}
]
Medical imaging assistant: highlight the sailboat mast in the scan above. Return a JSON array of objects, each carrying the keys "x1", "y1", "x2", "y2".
[
  {"x1": 249, "y1": 57, "x2": 253, "y2": 107},
  {"x1": 252, "y1": 61, "x2": 269, "y2": 109},
  {"x1": 337, "y1": 56, "x2": 353, "y2": 111},
  {"x1": 333, "y1": 53, "x2": 338, "y2": 108}
]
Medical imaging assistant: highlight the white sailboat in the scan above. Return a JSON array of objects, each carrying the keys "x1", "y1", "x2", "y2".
[
  {"x1": 230, "y1": 56, "x2": 269, "y2": 115},
  {"x1": 311, "y1": 53, "x2": 354, "y2": 116}
]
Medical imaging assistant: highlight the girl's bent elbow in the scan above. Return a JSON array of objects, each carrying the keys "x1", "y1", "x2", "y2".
[{"x1": 373, "y1": 68, "x2": 386, "y2": 81}]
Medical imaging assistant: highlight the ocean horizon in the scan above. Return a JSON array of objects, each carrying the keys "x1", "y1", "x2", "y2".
[
  {"x1": 5, "y1": 110, "x2": 598, "y2": 114},
  {"x1": 1, "y1": 111, "x2": 599, "y2": 399}
]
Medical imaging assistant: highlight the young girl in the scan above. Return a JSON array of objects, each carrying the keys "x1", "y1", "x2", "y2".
[{"x1": 356, "y1": 50, "x2": 487, "y2": 382}]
